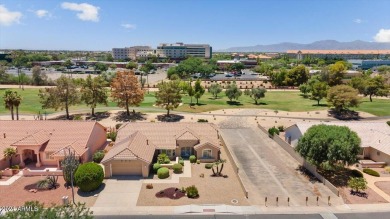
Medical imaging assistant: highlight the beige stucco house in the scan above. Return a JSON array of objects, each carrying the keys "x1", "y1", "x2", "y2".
[
  {"x1": 284, "y1": 122, "x2": 390, "y2": 166},
  {"x1": 102, "y1": 122, "x2": 220, "y2": 178},
  {"x1": 0, "y1": 120, "x2": 108, "y2": 170}
]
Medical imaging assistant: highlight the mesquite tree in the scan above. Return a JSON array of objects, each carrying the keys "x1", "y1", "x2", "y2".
[{"x1": 61, "y1": 148, "x2": 79, "y2": 186}]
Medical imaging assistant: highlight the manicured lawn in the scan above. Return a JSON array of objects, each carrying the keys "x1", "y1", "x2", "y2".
[{"x1": 1, "y1": 88, "x2": 389, "y2": 116}]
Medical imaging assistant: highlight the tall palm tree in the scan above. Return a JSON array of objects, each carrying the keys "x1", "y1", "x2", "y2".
[
  {"x1": 3, "y1": 147, "x2": 17, "y2": 167},
  {"x1": 3, "y1": 90, "x2": 15, "y2": 120},
  {"x1": 13, "y1": 92, "x2": 22, "y2": 120}
]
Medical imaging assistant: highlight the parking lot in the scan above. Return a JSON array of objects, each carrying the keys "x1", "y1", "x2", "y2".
[{"x1": 220, "y1": 128, "x2": 342, "y2": 206}]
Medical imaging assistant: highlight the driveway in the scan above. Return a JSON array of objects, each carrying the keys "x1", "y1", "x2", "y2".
[
  {"x1": 93, "y1": 176, "x2": 143, "y2": 210},
  {"x1": 220, "y1": 127, "x2": 342, "y2": 206}
]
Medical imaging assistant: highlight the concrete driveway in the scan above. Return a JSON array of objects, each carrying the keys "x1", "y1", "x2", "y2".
[
  {"x1": 220, "y1": 128, "x2": 342, "y2": 206},
  {"x1": 93, "y1": 176, "x2": 143, "y2": 210}
]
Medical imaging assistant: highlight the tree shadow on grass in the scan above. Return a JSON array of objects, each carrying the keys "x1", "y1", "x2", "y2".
[
  {"x1": 226, "y1": 101, "x2": 243, "y2": 106},
  {"x1": 157, "y1": 114, "x2": 184, "y2": 122},
  {"x1": 328, "y1": 109, "x2": 362, "y2": 120},
  {"x1": 77, "y1": 183, "x2": 106, "y2": 197},
  {"x1": 195, "y1": 103, "x2": 206, "y2": 106},
  {"x1": 252, "y1": 102, "x2": 268, "y2": 106},
  {"x1": 312, "y1": 104, "x2": 328, "y2": 107},
  {"x1": 113, "y1": 111, "x2": 147, "y2": 122},
  {"x1": 208, "y1": 97, "x2": 222, "y2": 100}
]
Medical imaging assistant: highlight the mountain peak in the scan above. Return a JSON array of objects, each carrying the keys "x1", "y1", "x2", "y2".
[{"x1": 218, "y1": 40, "x2": 390, "y2": 52}]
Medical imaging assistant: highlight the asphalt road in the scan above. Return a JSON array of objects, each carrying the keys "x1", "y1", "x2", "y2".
[{"x1": 94, "y1": 212, "x2": 390, "y2": 219}]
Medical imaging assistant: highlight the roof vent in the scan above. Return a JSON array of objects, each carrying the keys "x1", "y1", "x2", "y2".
[
  {"x1": 146, "y1": 139, "x2": 149, "y2": 145},
  {"x1": 3, "y1": 133, "x2": 5, "y2": 138}
]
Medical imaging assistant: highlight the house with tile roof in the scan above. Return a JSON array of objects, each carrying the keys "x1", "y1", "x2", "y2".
[
  {"x1": 284, "y1": 122, "x2": 390, "y2": 165},
  {"x1": 101, "y1": 122, "x2": 220, "y2": 177},
  {"x1": 0, "y1": 120, "x2": 108, "y2": 170}
]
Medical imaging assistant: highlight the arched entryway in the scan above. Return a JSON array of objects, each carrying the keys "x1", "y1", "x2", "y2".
[{"x1": 19, "y1": 149, "x2": 41, "y2": 167}]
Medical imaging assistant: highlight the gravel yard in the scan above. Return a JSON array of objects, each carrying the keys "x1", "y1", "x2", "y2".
[
  {"x1": 137, "y1": 147, "x2": 249, "y2": 206},
  {"x1": 0, "y1": 176, "x2": 72, "y2": 207}
]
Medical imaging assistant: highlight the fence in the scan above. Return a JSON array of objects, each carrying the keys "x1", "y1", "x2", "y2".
[
  {"x1": 219, "y1": 134, "x2": 249, "y2": 198},
  {"x1": 22, "y1": 168, "x2": 63, "y2": 176},
  {"x1": 257, "y1": 124, "x2": 340, "y2": 197}
]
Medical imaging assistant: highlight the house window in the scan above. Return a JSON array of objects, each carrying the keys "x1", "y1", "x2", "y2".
[
  {"x1": 45, "y1": 152, "x2": 54, "y2": 160},
  {"x1": 202, "y1": 149, "x2": 212, "y2": 158}
]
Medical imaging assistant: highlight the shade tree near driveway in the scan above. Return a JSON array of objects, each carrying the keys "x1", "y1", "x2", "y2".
[{"x1": 295, "y1": 124, "x2": 361, "y2": 169}]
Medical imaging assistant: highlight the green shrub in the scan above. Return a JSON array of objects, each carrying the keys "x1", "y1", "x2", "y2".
[
  {"x1": 172, "y1": 163, "x2": 183, "y2": 173},
  {"x1": 186, "y1": 185, "x2": 199, "y2": 198},
  {"x1": 205, "y1": 163, "x2": 213, "y2": 169},
  {"x1": 268, "y1": 126, "x2": 280, "y2": 136},
  {"x1": 74, "y1": 162, "x2": 104, "y2": 192},
  {"x1": 197, "y1": 119, "x2": 208, "y2": 123},
  {"x1": 196, "y1": 160, "x2": 200, "y2": 164},
  {"x1": 115, "y1": 123, "x2": 122, "y2": 129},
  {"x1": 157, "y1": 153, "x2": 169, "y2": 164},
  {"x1": 179, "y1": 159, "x2": 184, "y2": 166},
  {"x1": 106, "y1": 131, "x2": 117, "y2": 141},
  {"x1": 351, "y1": 169, "x2": 363, "y2": 178},
  {"x1": 387, "y1": 121, "x2": 390, "y2": 126},
  {"x1": 385, "y1": 166, "x2": 390, "y2": 173},
  {"x1": 189, "y1": 155, "x2": 196, "y2": 163},
  {"x1": 277, "y1": 125, "x2": 284, "y2": 132},
  {"x1": 11, "y1": 165, "x2": 19, "y2": 169},
  {"x1": 153, "y1": 163, "x2": 161, "y2": 173},
  {"x1": 157, "y1": 167, "x2": 169, "y2": 179},
  {"x1": 92, "y1": 150, "x2": 105, "y2": 163},
  {"x1": 363, "y1": 168, "x2": 380, "y2": 177},
  {"x1": 164, "y1": 157, "x2": 171, "y2": 164},
  {"x1": 348, "y1": 177, "x2": 367, "y2": 192}
]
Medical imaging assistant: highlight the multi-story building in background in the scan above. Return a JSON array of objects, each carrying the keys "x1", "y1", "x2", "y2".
[
  {"x1": 112, "y1": 46, "x2": 152, "y2": 60},
  {"x1": 112, "y1": 42, "x2": 212, "y2": 61},
  {"x1": 156, "y1": 42, "x2": 211, "y2": 59}
]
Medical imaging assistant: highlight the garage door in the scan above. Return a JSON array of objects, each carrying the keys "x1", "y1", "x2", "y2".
[{"x1": 111, "y1": 161, "x2": 142, "y2": 176}]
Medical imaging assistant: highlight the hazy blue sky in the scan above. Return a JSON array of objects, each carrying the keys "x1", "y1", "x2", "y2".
[{"x1": 1, "y1": 0, "x2": 390, "y2": 50}]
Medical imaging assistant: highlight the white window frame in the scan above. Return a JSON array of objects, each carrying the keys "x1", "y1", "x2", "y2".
[{"x1": 202, "y1": 149, "x2": 212, "y2": 158}]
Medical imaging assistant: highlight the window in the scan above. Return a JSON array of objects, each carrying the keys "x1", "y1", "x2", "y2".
[
  {"x1": 45, "y1": 152, "x2": 54, "y2": 160},
  {"x1": 202, "y1": 149, "x2": 212, "y2": 158}
]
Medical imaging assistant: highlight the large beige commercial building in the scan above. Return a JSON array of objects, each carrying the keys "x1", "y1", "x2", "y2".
[
  {"x1": 112, "y1": 42, "x2": 212, "y2": 60},
  {"x1": 112, "y1": 46, "x2": 153, "y2": 60},
  {"x1": 156, "y1": 42, "x2": 212, "y2": 59}
]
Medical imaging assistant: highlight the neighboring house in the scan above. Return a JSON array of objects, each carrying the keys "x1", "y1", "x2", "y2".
[
  {"x1": 284, "y1": 122, "x2": 390, "y2": 165},
  {"x1": 0, "y1": 121, "x2": 108, "y2": 170},
  {"x1": 101, "y1": 122, "x2": 220, "y2": 178}
]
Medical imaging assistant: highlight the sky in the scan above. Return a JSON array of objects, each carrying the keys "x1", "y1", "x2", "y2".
[{"x1": 0, "y1": 0, "x2": 390, "y2": 51}]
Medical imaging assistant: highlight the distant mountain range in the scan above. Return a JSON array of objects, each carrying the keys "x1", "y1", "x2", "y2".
[{"x1": 217, "y1": 40, "x2": 390, "y2": 52}]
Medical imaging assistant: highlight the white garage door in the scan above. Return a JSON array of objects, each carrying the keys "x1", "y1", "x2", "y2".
[{"x1": 111, "y1": 160, "x2": 142, "y2": 176}]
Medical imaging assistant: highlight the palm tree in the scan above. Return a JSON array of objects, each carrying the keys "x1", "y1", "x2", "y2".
[
  {"x1": 3, "y1": 147, "x2": 17, "y2": 167},
  {"x1": 3, "y1": 90, "x2": 22, "y2": 120},
  {"x1": 218, "y1": 159, "x2": 227, "y2": 175},
  {"x1": 3, "y1": 90, "x2": 15, "y2": 120},
  {"x1": 13, "y1": 92, "x2": 22, "y2": 120}
]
